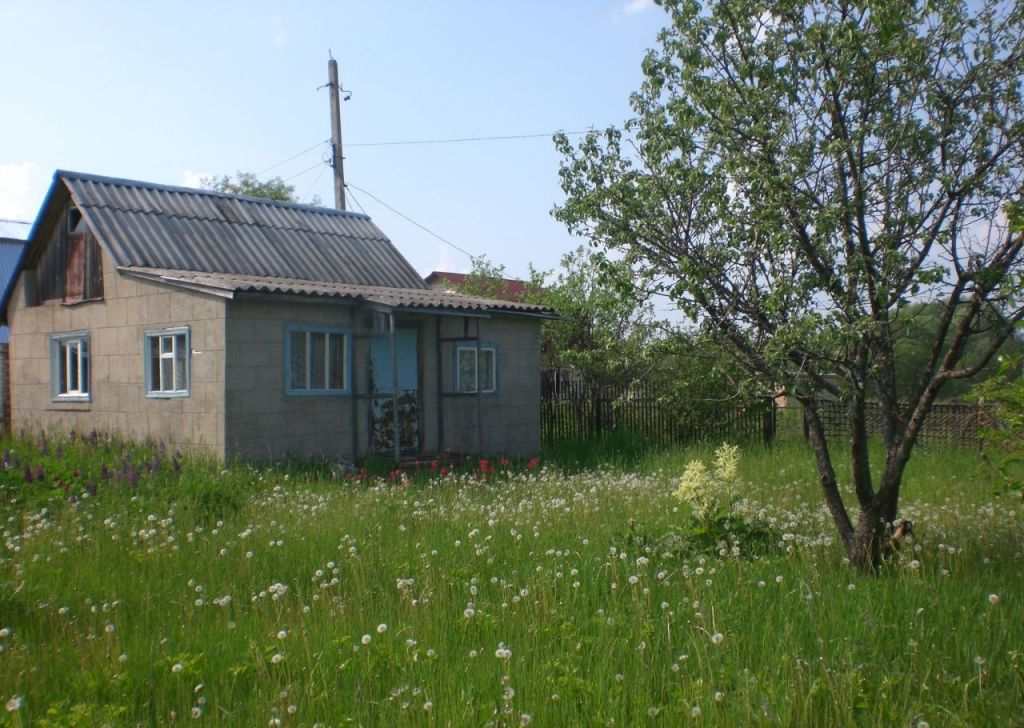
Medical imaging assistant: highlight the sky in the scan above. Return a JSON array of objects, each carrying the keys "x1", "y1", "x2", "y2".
[{"x1": 0, "y1": 0, "x2": 667, "y2": 281}]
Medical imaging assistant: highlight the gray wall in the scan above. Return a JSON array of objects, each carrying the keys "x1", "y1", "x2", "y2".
[
  {"x1": 435, "y1": 316, "x2": 542, "y2": 457},
  {"x1": 7, "y1": 252, "x2": 227, "y2": 453},
  {"x1": 223, "y1": 299, "x2": 362, "y2": 461}
]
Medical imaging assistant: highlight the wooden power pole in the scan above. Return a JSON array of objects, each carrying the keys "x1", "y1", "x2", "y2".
[{"x1": 328, "y1": 57, "x2": 346, "y2": 211}]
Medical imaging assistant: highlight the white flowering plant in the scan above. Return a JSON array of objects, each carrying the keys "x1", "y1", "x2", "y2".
[
  {"x1": 673, "y1": 443, "x2": 741, "y2": 523},
  {"x1": 650, "y1": 443, "x2": 779, "y2": 558}
]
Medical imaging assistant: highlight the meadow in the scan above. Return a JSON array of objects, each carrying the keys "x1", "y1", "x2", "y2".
[{"x1": 0, "y1": 432, "x2": 1021, "y2": 727}]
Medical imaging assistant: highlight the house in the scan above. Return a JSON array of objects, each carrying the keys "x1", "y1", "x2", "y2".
[
  {"x1": 1, "y1": 171, "x2": 557, "y2": 462},
  {"x1": 425, "y1": 270, "x2": 530, "y2": 302}
]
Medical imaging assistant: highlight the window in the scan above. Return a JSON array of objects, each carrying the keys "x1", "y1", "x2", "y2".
[
  {"x1": 145, "y1": 328, "x2": 190, "y2": 397},
  {"x1": 286, "y1": 326, "x2": 350, "y2": 394},
  {"x1": 51, "y1": 332, "x2": 90, "y2": 401},
  {"x1": 456, "y1": 343, "x2": 497, "y2": 394}
]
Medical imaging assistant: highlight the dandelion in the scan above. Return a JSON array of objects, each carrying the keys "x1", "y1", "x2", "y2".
[
  {"x1": 172, "y1": 663, "x2": 184, "y2": 673},
  {"x1": 271, "y1": 653, "x2": 284, "y2": 664},
  {"x1": 277, "y1": 630, "x2": 287, "y2": 640},
  {"x1": 105, "y1": 623, "x2": 116, "y2": 633},
  {"x1": 464, "y1": 607, "x2": 476, "y2": 618},
  {"x1": 191, "y1": 706, "x2": 202, "y2": 719},
  {"x1": 495, "y1": 643, "x2": 512, "y2": 660},
  {"x1": 628, "y1": 575, "x2": 640, "y2": 586},
  {"x1": 711, "y1": 632, "x2": 724, "y2": 645},
  {"x1": 287, "y1": 705, "x2": 297, "y2": 715},
  {"x1": 423, "y1": 700, "x2": 433, "y2": 712},
  {"x1": 691, "y1": 705, "x2": 702, "y2": 718},
  {"x1": 908, "y1": 560, "x2": 921, "y2": 570},
  {"x1": 377, "y1": 623, "x2": 388, "y2": 634},
  {"x1": 5, "y1": 696, "x2": 22, "y2": 712},
  {"x1": 0, "y1": 628, "x2": 8, "y2": 638},
  {"x1": 988, "y1": 593, "x2": 1000, "y2": 605},
  {"x1": 714, "y1": 691, "x2": 725, "y2": 702},
  {"x1": 361, "y1": 634, "x2": 372, "y2": 645}
]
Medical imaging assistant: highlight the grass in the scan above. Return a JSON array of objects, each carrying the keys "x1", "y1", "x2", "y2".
[{"x1": 1, "y1": 431, "x2": 1022, "y2": 726}]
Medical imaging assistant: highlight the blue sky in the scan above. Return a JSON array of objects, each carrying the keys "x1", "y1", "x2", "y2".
[{"x1": 0, "y1": 0, "x2": 666, "y2": 279}]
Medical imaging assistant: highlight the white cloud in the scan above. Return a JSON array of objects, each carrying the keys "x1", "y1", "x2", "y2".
[
  {"x1": 419, "y1": 242, "x2": 469, "y2": 279},
  {"x1": 620, "y1": 0, "x2": 654, "y2": 15},
  {"x1": 181, "y1": 169, "x2": 210, "y2": 189},
  {"x1": 0, "y1": 161, "x2": 46, "y2": 225}
]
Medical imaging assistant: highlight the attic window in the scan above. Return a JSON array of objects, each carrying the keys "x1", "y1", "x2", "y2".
[{"x1": 35, "y1": 206, "x2": 105, "y2": 303}]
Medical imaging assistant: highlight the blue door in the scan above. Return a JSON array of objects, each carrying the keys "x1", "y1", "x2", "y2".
[{"x1": 369, "y1": 328, "x2": 419, "y2": 452}]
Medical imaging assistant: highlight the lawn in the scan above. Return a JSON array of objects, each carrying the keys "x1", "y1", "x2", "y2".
[{"x1": 1, "y1": 432, "x2": 1021, "y2": 726}]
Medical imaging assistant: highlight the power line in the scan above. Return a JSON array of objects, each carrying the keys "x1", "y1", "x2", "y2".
[
  {"x1": 282, "y1": 161, "x2": 327, "y2": 183},
  {"x1": 347, "y1": 129, "x2": 595, "y2": 148},
  {"x1": 346, "y1": 182, "x2": 477, "y2": 260},
  {"x1": 345, "y1": 186, "x2": 368, "y2": 215},
  {"x1": 255, "y1": 139, "x2": 330, "y2": 177},
  {"x1": 301, "y1": 164, "x2": 329, "y2": 204},
  {"x1": 0, "y1": 218, "x2": 32, "y2": 225}
]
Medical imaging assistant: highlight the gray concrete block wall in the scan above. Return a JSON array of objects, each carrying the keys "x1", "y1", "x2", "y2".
[
  {"x1": 7, "y1": 253, "x2": 226, "y2": 454},
  {"x1": 437, "y1": 316, "x2": 542, "y2": 457},
  {"x1": 223, "y1": 299, "x2": 361, "y2": 461}
]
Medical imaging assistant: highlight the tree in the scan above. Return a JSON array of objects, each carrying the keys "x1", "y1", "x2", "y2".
[
  {"x1": 200, "y1": 172, "x2": 300, "y2": 203},
  {"x1": 527, "y1": 247, "x2": 657, "y2": 389},
  {"x1": 556, "y1": 0, "x2": 1024, "y2": 568}
]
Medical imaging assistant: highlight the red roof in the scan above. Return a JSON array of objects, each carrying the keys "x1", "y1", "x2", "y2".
[{"x1": 425, "y1": 271, "x2": 529, "y2": 302}]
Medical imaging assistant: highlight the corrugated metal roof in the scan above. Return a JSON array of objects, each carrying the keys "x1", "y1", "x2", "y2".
[
  {"x1": 119, "y1": 267, "x2": 559, "y2": 318},
  {"x1": 60, "y1": 171, "x2": 429, "y2": 290},
  {"x1": 0, "y1": 238, "x2": 27, "y2": 342}
]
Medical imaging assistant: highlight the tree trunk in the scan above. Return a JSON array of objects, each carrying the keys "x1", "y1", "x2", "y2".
[{"x1": 849, "y1": 505, "x2": 889, "y2": 570}]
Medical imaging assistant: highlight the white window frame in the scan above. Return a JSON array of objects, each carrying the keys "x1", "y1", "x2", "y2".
[
  {"x1": 50, "y1": 331, "x2": 90, "y2": 402},
  {"x1": 285, "y1": 325, "x2": 351, "y2": 395},
  {"x1": 145, "y1": 327, "x2": 191, "y2": 398},
  {"x1": 456, "y1": 343, "x2": 497, "y2": 394}
]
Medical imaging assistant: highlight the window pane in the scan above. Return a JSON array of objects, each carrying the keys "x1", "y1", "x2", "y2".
[
  {"x1": 150, "y1": 337, "x2": 161, "y2": 391},
  {"x1": 68, "y1": 342, "x2": 80, "y2": 392},
  {"x1": 79, "y1": 340, "x2": 89, "y2": 394},
  {"x1": 310, "y1": 332, "x2": 326, "y2": 389},
  {"x1": 480, "y1": 349, "x2": 495, "y2": 392},
  {"x1": 458, "y1": 349, "x2": 476, "y2": 393},
  {"x1": 173, "y1": 334, "x2": 187, "y2": 390},
  {"x1": 59, "y1": 341, "x2": 69, "y2": 393},
  {"x1": 289, "y1": 331, "x2": 307, "y2": 390},
  {"x1": 328, "y1": 334, "x2": 346, "y2": 390}
]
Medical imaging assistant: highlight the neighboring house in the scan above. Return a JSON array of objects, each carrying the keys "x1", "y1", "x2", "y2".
[
  {"x1": 425, "y1": 270, "x2": 530, "y2": 302},
  {"x1": 1, "y1": 171, "x2": 557, "y2": 461},
  {"x1": 0, "y1": 238, "x2": 27, "y2": 343}
]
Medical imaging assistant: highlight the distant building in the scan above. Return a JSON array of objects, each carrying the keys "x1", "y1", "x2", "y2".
[
  {"x1": 425, "y1": 271, "x2": 530, "y2": 302},
  {"x1": 0, "y1": 238, "x2": 27, "y2": 343}
]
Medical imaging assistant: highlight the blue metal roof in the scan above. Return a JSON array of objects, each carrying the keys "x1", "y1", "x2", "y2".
[
  {"x1": 56, "y1": 171, "x2": 430, "y2": 290},
  {"x1": 0, "y1": 238, "x2": 27, "y2": 343}
]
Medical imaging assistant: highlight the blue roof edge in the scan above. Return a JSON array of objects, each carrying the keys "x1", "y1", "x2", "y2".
[{"x1": 0, "y1": 239, "x2": 29, "y2": 326}]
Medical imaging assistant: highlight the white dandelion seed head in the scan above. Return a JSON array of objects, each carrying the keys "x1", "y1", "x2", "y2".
[
  {"x1": 5, "y1": 696, "x2": 22, "y2": 712},
  {"x1": 171, "y1": 663, "x2": 184, "y2": 673},
  {"x1": 691, "y1": 705, "x2": 701, "y2": 718},
  {"x1": 711, "y1": 632, "x2": 725, "y2": 644},
  {"x1": 988, "y1": 593, "x2": 1000, "y2": 605},
  {"x1": 377, "y1": 623, "x2": 388, "y2": 634},
  {"x1": 361, "y1": 634, "x2": 372, "y2": 645}
]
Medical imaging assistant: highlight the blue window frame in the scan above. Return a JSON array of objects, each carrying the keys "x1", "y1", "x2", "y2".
[
  {"x1": 50, "y1": 331, "x2": 91, "y2": 401},
  {"x1": 455, "y1": 342, "x2": 497, "y2": 394},
  {"x1": 285, "y1": 325, "x2": 351, "y2": 395},
  {"x1": 145, "y1": 327, "x2": 191, "y2": 398}
]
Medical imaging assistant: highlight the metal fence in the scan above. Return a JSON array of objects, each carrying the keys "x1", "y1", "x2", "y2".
[
  {"x1": 541, "y1": 378, "x2": 776, "y2": 448},
  {"x1": 810, "y1": 399, "x2": 993, "y2": 448}
]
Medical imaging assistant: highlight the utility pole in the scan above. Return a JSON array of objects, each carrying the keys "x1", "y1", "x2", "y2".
[{"x1": 328, "y1": 56, "x2": 347, "y2": 211}]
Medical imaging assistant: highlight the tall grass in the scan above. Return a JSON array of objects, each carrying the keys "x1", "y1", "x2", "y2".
[{"x1": 0, "y1": 433, "x2": 1021, "y2": 726}]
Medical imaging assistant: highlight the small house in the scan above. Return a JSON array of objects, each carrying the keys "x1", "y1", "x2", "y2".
[{"x1": 1, "y1": 171, "x2": 556, "y2": 461}]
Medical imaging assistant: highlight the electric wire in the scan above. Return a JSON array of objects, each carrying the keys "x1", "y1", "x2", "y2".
[
  {"x1": 345, "y1": 186, "x2": 368, "y2": 215},
  {"x1": 254, "y1": 139, "x2": 330, "y2": 177},
  {"x1": 348, "y1": 130, "x2": 593, "y2": 147},
  {"x1": 346, "y1": 182, "x2": 477, "y2": 260},
  {"x1": 0, "y1": 218, "x2": 32, "y2": 225},
  {"x1": 301, "y1": 165, "x2": 329, "y2": 204},
  {"x1": 282, "y1": 161, "x2": 327, "y2": 183}
]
